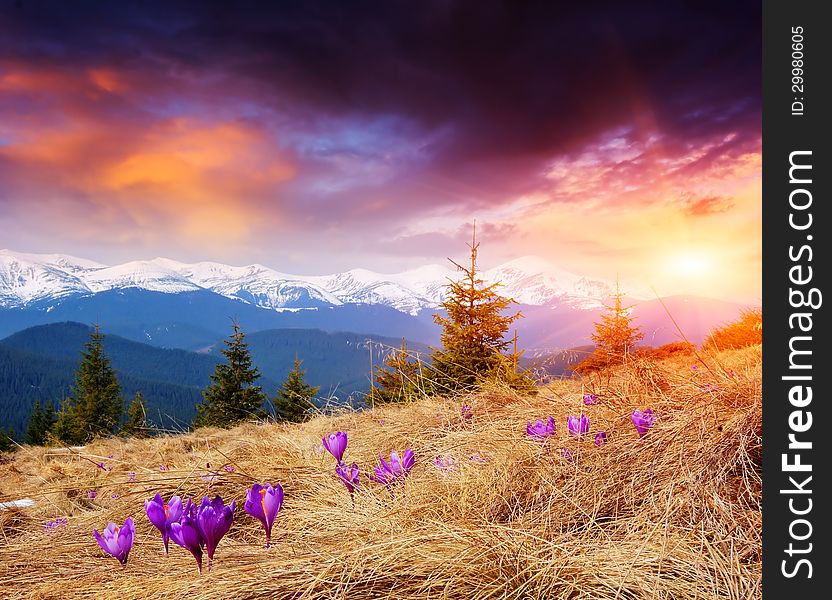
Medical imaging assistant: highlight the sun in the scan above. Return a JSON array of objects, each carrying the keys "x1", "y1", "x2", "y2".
[{"x1": 671, "y1": 252, "x2": 712, "y2": 277}]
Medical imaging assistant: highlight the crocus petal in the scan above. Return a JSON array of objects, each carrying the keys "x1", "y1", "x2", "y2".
[
  {"x1": 116, "y1": 518, "x2": 135, "y2": 564},
  {"x1": 93, "y1": 528, "x2": 115, "y2": 555},
  {"x1": 388, "y1": 451, "x2": 403, "y2": 475},
  {"x1": 263, "y1": 485, "x2": 283, "y2": 525},
  {"x1": 244, "y1": 484, "x2": 267, "y2": 527},
  {"x1": 145, "y1": 495, "x2": 167, "y2": 531},
  {"x1": 401, "y1": 449, "x2": 415, "y2": 473}
]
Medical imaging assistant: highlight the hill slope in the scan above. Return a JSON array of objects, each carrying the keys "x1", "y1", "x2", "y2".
[{"x1": 0, "y1": 346, "x2": 761, "y2": 599}]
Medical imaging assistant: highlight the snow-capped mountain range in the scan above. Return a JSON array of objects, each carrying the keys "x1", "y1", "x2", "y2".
[{"x1": 0, "y1": 249, "x2": 614, "y2": 314}]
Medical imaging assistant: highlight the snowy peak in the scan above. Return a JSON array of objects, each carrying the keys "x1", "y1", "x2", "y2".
[
  {"x1": 0, "y1": 250, "x2": 614, "y2": 313},
  {"x1": 166, "y1": 260, "x2": 342, "y2": 310},
  {"x1": 0, "y1": 250, "x2": 95, "y2": 307},
  {"x1": 482, "y1": 255, "x2": 612, "y2": 308},
  {"x1": 82, "y1": 260, "x2": 204, "y2": 294}
]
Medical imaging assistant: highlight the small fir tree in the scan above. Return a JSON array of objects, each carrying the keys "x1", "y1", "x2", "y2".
[
  {"x1": 274, "y1": 357, "x2": 320, "y2": 423},
  {"x1": 25, "y1": 399, "x2": 56, "y2": 446},
  {"x1": 367, "y1": 339, "x2": 422, "y2": 405},
  {"x1": 578, "y1": 280, "x2": 643, "y2": 372},
  {"x1": 428, "y1": 228, "x2": 529, "y2": 393},
  {"x1": 0, "y1": 428, "x2": 17, "y2": 453},
  {"x1": 121, "y1": 391, "x2": 150, "y2": 438},
  {"x1": 195, "y1": 322, "x2": 267, "y2": 428},
  {"x1": 54, "y1": 325, "x2": 123, "y2": 443},
  {"x1": 52, "y1": 399, "x2": 82, "y2": 446}
]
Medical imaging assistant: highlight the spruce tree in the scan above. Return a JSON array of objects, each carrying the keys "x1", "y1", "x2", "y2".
[
  {"x1": 195, "y1": 322, "x2": 267, "y2": 428},
  {"x1": 367, "y1": 339, "x2": 422, "y2": 405},
  {"x1": 26, "y1": 400, "x2": 56, "y2": 446},
  {"x1": 580, "y1": 280, "x2": 643, "y2": 370},
  {"x1": 121, "y1": 391, "x2": 150, "y2": 438},
  {"x1": 55, "y1": 325, "x2": 123, "y2": 443},
  {"x1": 428, "y1": 229, "x2": 528, "y2": 393},
  {"x1": 274, "y1": 357, "x2": 320, "y2": 422}
]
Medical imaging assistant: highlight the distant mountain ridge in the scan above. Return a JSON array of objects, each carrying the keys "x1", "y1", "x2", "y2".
[
  {"x1": 0, "y1": 249, "x2": 613, "y2": 314},
  {"x1": 0, "y1": 249, "x2": 751, "y2": 352}
]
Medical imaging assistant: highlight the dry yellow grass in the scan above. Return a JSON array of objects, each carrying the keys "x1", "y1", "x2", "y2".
[{"x1": 0, "y1": 346, "x2": 761, "y2": 599}]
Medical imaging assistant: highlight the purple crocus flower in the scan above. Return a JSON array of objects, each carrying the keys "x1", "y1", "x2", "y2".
[
  {"x1": 336, "y1": 462, "x2": 360, "y2": 495},
  {"x1": 433, "y1": 455, "x2": 458, "y2": 472},
  {"x1": 559, "y1": 448, "x2": 574, "y2": 463},
  {"x1": 594, "y1": 431, "x2": 608, "y2": 447},
  {"x1": 44, "y1": 518, "x2": 68, "y2": 530},
  {"x1": 144, "y1": 493, "x2": 183, "y2": 556},
  {"x1": 583, "y1": 393, "x2": 599, "y2": 406},
  {"x1": 169, "y1": 499, "x2": 205, "y2": 573},
  {"x1": 631, "y1": 409, "x2": 656, "y2": 438},
  {"x1": 460, "y1": 404, "x2": 473, "y2": 420},
  {"x1": 370, "y1": 449, "x2": 415, "y2": 486},
  {"x1": 567, "y1": 414, "x2": 590, "y2": 438},
  {"x1": 86, "y1": 490, "x2": 97, "y2": 499},
  {"x1": 526, "y1": 416, "x2": 556, "y2": 439},
  {"x1": 196, "y1": 495, "x2": 236, "y2": 567},
  {"x1": 128, "y1": 472, "x2": 135, "y2": 482},
  {"x1": 322, "y1": 432, "x2": 348, "y2": 462},
  {"x1": 244, "y1": 483, "x2": 283, "y2": 548},
  {"x1": 93, "y1": 517, "x2": 135, "y2": 565}
]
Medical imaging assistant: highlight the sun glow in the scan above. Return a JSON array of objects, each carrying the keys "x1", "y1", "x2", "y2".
[{"x1": 670, "y1": 252, "x2": 712, "y2": 277}]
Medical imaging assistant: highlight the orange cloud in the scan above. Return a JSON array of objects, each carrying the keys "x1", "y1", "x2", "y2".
[
  {"x1": 88, "y1": 68, "x2": 128, "y2": 93},
  {"x1": 1, "y1": 65, "x2": 296, "y2": 247}
]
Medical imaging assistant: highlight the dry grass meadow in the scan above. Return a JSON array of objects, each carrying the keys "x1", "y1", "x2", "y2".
[{"x1": 0, "y1": 346, "x2": 761, "y2": 599}]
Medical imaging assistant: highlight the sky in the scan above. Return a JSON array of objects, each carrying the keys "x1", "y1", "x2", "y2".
[{"x1": 0, "y1": 0, "x2": 761, "y2": 304}]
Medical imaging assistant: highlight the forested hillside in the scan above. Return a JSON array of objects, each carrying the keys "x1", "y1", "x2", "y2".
[{"x1": 0, "y1": 323, "x2": 428, "y2": 438}]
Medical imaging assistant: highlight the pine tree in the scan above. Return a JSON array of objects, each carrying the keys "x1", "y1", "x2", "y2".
[
  {"x1": 25, "y1": 400, "x2": 56, "y2": 446},
  {"x1": 580, "y1": 280, "x2": 643, "y2": 370},
  {"x1": 195, "y1": 322, "x2": 267, "y2": 428},
  {"x1": 54, "y1": 325, "x2": 123, "y2": 443},
  {"x1": 367, "y1": 339, "x2": 423, "y2": 405},
  {"x1": 120, "y1": 391, "x2": 150, "y2": 438},
  {"x1": 428, "y1": 228, "x2": 529, "y2": 393},
  {"x1": 274, "y1": 357, "x2": 320, "y2": 422}
]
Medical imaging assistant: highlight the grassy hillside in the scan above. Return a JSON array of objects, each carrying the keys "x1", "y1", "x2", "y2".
[{"x1": 0, "y1": 345, "x2": 761, "y2": 599}]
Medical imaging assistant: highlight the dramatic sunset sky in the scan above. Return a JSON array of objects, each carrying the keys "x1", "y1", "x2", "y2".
[{"x1": 0, "y1": 1, "x2": 761, "y2": 304}]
